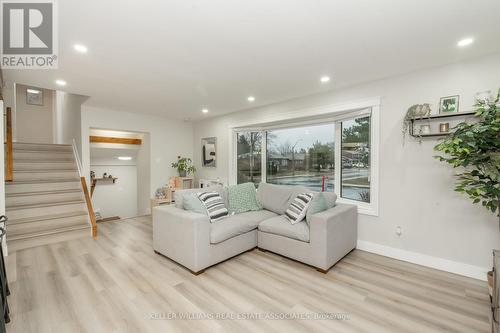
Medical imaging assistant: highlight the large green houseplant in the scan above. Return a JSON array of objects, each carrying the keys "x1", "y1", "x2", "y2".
[{"x1": 434, "y1": 89, "x2": 500, "y2": 223}]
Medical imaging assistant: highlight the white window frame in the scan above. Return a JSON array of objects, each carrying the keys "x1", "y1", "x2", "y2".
[{"x1": 228, "y1": 98, "x2": 380, "y2": 216}]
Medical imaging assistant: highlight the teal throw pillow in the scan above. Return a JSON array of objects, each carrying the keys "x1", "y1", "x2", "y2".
[{"x1": 227, "y1": 182, "x2": 262, "y2": 214}]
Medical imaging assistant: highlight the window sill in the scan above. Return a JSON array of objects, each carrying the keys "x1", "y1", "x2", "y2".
[{"x1": 336, "y1": 198, "x2": 378, "y2": 217}]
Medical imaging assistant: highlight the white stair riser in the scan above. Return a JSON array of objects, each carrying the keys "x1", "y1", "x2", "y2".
[
  {"x1": 13, "y1": 151, "x2": 74, "y2": 161},
  {"x1": 8, "y1": 215, "x2": 89, "y2": 236},
  {"x1": 14, "y1": 161, "x2": 76, "y2": 170},
  {"x1": 6, "y1": 181, "x2": 81, "y2": 194},
  {"x1": 6, "y1": 192, "x2": 84, "y2": 207},
  {"x1": 7, "y1": 202, "x2": 87, "y2": 220},
  {"x1": 13, "y1": 170, "x2": 79, "y2": 181},
  {"x1": 7, "y1": 227, "x2": 90, "y2": 252},
  {"x1": 13, "y1": 143, "x2": 72, "y2": 152}
]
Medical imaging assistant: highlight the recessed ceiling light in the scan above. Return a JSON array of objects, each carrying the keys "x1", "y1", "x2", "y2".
[
  {"x1": 55, "y1": 80, "x2": 67, "y2": 86},
  {"x1": 320, "y1": 76, "x2": 330, "y2": 83},
  {"x1": 247, "y1": 96, "x2": 255, "y2": 102},
  {"x1": 117, "y1": 156, "x2": 132, "y2": 161},
  {"x1": 457, "y1": 37, "x2": 474, "y2": 47},
  {"x1": 27, "y1": 89, "x2": 40, "y2": 94},
  {"x1": 74, "y1": 44, "x2": 88, "y2": 53},
  {"x1": 202, "y1": 108, "x2": 209, "y2": 113}
]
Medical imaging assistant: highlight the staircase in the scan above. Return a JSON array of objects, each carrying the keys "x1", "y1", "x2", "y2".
[{"x1": 5, "y1": 142, "x2": 91, "y2": 251}]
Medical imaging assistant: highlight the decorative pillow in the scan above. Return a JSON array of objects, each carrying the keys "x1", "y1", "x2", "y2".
[
  {"x1": 227, "y1": 182, "x2": 262, "y2": 214},
  {"x1": 182, "y1": 193, "x2": 207, "y2": 215},
  {"x1": 305, "y1": 192, "x2": 337, "y2": 225},
  {"x1": 285, "y1": 193, "x2": 314, "y2": 224},
  {"x1": 197, "y1": 191, "x2": 228, "y2": 222}
]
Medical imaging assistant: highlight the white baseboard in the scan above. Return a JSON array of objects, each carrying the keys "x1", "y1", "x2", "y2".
[{"x1": 357, "y1": 240, "x2": 488, "y2": 281}]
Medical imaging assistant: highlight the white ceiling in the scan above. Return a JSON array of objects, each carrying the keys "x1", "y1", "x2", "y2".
[{"x1": 4, "y1": 0, "x2": 500, "y2": 120}]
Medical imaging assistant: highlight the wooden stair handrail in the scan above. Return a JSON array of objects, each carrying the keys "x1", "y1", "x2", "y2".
[
  {"x1": 81, "y1": 177, "x2": 98, "y2": 238},
  {"x1": 4, "y1": 107, "x2": 13, "y2": 182}
]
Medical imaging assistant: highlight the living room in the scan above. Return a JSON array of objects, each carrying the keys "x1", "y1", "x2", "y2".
[{"x1": 0, "y1": 1, "x2": 499, "y2": 332}]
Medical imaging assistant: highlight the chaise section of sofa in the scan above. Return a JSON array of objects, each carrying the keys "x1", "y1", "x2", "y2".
[{"x1": 258, "y1": 203, "x2": 357, "y2": 272}]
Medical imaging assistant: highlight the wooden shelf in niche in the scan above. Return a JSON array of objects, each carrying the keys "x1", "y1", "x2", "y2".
[
  {"x1": 90, "y1": 177, "x2": 118, "y2": 196},
  {"x1": 409, "y1": 111, "x2": 476, "y2": 138}
]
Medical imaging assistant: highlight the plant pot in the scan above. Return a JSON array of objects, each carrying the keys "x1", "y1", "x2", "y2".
[{"x1": 179, "y1": 170, "x2": 187, "y2": 177}]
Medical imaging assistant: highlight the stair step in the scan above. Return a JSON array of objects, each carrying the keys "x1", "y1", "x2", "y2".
[
  {"x1": 7, "y1": 225, "x2": 90, "y2": 252},
  {"x1": 14, "y1": 161, "x2": 76, "y2": 170},
  {"x1": 6, "y1": 201, "x2": 87, "y2": 220},
  {"x1": 13, "y1": 142, "x2": 72, "y2": 152},
  {"x1": 8, "y1": 214, "x2": 88, "y2": 237},
  {"x1": 5, "y1": 180, "x2": 82, "y2": 194},
  {"x1": 12, "y1": 170, "x2": 79, "y2": 181},
  {"x1": 6, "y1": 189, "x2": 83, "y2": 207},
  {"x1": 7, "y1": 199, "x2": 86, "y2": 211},
  {"x1": 13, "y1": 150, "x2": 74, "y2": 161},
  {"x1": 8, "y1": 210, "x2": 88, "y2": 225}
]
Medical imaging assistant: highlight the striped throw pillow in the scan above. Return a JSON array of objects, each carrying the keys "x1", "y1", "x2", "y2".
[
  {"x1": 197, "y1": 191, "x2": 229, "y2": 222},
  {"x1": 285, "y1": 193, "x2": 314, "y2": 224}
]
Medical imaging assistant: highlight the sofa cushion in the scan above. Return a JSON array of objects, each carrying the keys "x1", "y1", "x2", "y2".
[
  {"x1": 210, "y1": 210, "x2": 277, "y2": 244},
  {"x1": 258, "y1": 215, "x2": 310, "y2": 242},
  {"x1": 285, "y1": 193, "x2": 314, "y2": 224},
  {"x1": 198, "y1": 191, "x2": 229, "y2": 222},
  {"x1": 182, "y1": 193, "x2": 207, "y2": 215},
  {"x1": 256, "y1": 183, "x2": 308, "y2": 215},
  {"x1": 227, "y1": 182, "x2": 262, "y2": 214},
  {"x1": 305, "y1": 192, "x2": 337, "y2": 225}
]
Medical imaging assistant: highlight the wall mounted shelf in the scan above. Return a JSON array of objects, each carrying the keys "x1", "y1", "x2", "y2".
[
  {"x1": 409, "y1": 111, "x2": 476, "y2": 138},
  {"x1": 90, "y1": 177, "x2": 118, "y2": 196}
]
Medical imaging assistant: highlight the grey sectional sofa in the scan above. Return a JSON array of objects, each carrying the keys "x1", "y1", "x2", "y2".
[{"x1": 153, "y1": 183, "x2": 357, "y2": 275}]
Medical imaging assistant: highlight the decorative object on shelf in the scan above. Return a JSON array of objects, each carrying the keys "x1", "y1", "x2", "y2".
[
  {"x1": 26, "y1": 87, "x2": 43, "y2": 105},
  {"x1": 475, "y1": 90, "x2": 492, "y2": 104},
  {"x1": 155, "y1": 187, "x2": 167, "y2": 199},
  {"x1": 434, "y1": 88, "x2": 499, "y2": 223},
  {"x1": 402, "y1": 103, "x2": 431, "y2": 143},
  {"x1": 103, "y1": 172, "x2": 108, "y2": 178},
  {"x1": 108, "y1": 174, "x2": 113, "y2": 179},
  {"x1": 90, "y1": 171, "x2": 96, "y2": 179},
  {"x1": 439, "y1": 123, "x2": 450, "y2": 133},
  {"x1": 201, "y1": 137, "x2": 217, "y2": 167},
  {"x1": 418, "y1": 125, "x2": 431, "y2": 135},
  {"x1": 171, "y1": 156, "x2": 196, "y2": 177},
  {"x1": 170, "y1": 176, "x2": 193, "y2": 189},
  {"x1": 439, "y1": 95, "x2": 459, "y2": 113}
]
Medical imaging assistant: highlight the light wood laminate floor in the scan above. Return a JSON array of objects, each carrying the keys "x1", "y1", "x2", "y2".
[{"x1": 5, "y1": 216, "x2": 490, "y2": 333}]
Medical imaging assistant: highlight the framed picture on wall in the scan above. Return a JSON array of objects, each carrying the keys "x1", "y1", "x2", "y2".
[
  {"x1": 201, "y1": 137, "x2": 216, "y2": 167},
  {"x1": 26, "y1": 88, "x2": 43, "y2": 106},
  {"x1": 439, "y1": 95, "x2": 459, "y2": 113}
]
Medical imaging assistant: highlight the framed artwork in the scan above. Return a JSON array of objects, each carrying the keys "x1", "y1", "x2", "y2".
[
  {"x1": 439, "y1": 95, "x2": 459, "y2": 113},
  {"x1": 26, "y1": 88, "x2": 43, "y2": 106},
  {"x1": 201, "y1": 137, "x2": 216, "y2": 167}
]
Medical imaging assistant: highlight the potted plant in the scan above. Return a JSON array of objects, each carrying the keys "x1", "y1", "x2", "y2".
[
  {"x1": 434, "y1": 89, "x2": 500, "y2": 224},
  {"x1": 171, "y1": 156, "x2": 196, "y2": 177}
]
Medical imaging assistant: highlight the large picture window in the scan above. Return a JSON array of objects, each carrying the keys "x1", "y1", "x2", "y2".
[
  {"x1": 341, "y1": 116, "x2": 371, "y2": 203},
  {"x1": 233, "y1": 105, "x2": 378, "y2": 215},
  {"x1": 266, "y1": 123, "x2": 335, "y2": 192},
  {"x1": 236, "y1": 132, "x2": 262, "y2": 185}
]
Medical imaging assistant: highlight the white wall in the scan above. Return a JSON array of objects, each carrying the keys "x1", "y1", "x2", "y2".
[
  {"x1": 81, "y1": 106, "x2": 193, "y2": 215},
  {"x1": 54, "y1": 91, "x2": 87, "y2": 158},
  {"x1": 90, "y1": 157, "x2": 138, "y2": 219},
  {"x1": 192, "y1": 54, "x2": 500, "y2": 278},
  {"x1": 15, "y1": 84, "x2": 54, "y2": 143}
]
